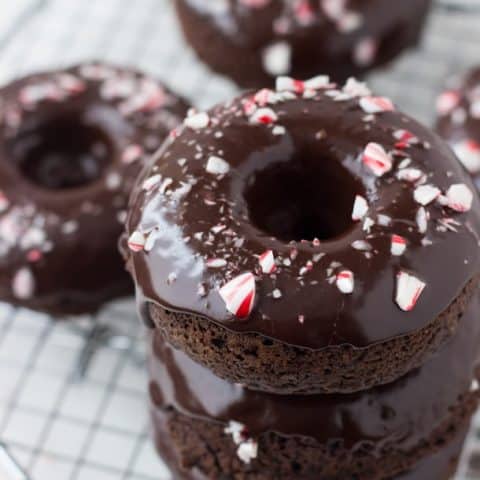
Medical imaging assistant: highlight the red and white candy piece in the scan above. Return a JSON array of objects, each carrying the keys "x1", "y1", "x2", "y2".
[
  {"x1": 453, "y1": 139, "x2": 480, "y2": 174},
  {"x1": 250, "y1": 107, "x2": 278, "y2": 125},
  {"x1": 396, "y1": 168, "x2": 424, "y2": 183},
  {"x1": 362, "y1": 143, "x2": 392, "y2": 177},
  {"x1": 184, "y1": 111, "x2": 209, "y2": 130},
  {"x1": 127, "y1": 231, "x2": 146, "y2": 252},
  {"x1": 413, "y1": 184, "x2": 441, "y2": 206},
  {"x1": 206, "y1": 156, "x2": 230, "y2": 175},
  {"x1": 259, "y1": 250, "x2": 276, "y2": 274},
  {"x1": 219, "y1": 272, "x2": 256, "y2": 319},
  {"x1": 446, "y1": 184, "x2": 473, "y2": 212},
  {"x1": 416, "y1": 207, "x2": 428, "y2": 234},
  {"x1": 391, "y1": 234, "x2": 407, "y2": 256},
  {"x1": 393, "y1": 129, "x2": 418, "y2": 149},
  {"x1": 12, "y1": 267, "x2": 35, "y2": 299},
  {"x1": 395, "y1": 270, "x2": 426, "y2": 311},
  {"x1": 336, "y1": 270, "x2": 354, "y2": 294},
  {"x1": 436, "y1": 90, "x2": 460, "y2": 116},
  {"x1": 351, "y1": 195, "x2": 368, "y2": 221},
  {"x1": 359, "y1": 96, "x2": 394, "y2": 114},
  {"x1": 0, "y1": 191, "x2": 9, "y2": 213}
]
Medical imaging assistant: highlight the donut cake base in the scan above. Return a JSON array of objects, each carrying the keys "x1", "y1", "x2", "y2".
[{"x1": 148, "y1": 274, "x2": 477, "y2": 395}]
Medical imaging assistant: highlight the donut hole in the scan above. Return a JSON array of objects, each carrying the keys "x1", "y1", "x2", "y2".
[
  {"x1": 245, "y1": 158, "x2": 363, "y2": 242},
  {"x1": 10, "y1": 114, "x2": 113, "y2": 190}
]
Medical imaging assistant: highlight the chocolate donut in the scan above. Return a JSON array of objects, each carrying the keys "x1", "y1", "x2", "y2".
[
  {"x1": 0, "y1": 63, "x2": 188, "y2": 315},
  {"x1": 148, "y1": 290, "x2": 480, "y2": 479},
  {"x1": 436, "y1": 67, "x2": 480, "y2": 190},
  {"x1": 125, "y1": 76, "x2": 480, "y2": 394},
  {"x1": 174, "y1": 0, "x2": 432, "y2": 88}
]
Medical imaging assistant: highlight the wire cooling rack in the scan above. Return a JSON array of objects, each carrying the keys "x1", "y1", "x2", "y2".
[{"x1": 0, "y1": 1, "x2": 479, "y2": 479}]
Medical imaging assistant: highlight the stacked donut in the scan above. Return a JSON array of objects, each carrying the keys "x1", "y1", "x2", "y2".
[{"x1": 125, "y1": 75, "x2": 480, "y2": 479}]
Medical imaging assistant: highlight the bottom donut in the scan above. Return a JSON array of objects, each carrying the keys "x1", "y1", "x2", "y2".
[{"x1": 148, "y1": 294, "x2": 480, "y2": 480}]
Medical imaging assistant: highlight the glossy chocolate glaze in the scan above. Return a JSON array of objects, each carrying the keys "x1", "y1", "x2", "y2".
[
  {"x1": 126, "y1": 79, "x2": 480, "y2": 348},
  {"x1": 149, "y1": 291, "x2": 480, "y2": 451},
  {"x1": 177, "y1": 0, "x2": 432, "y2": 85},
  {"x1": 436, "y1": 67, "x2": 480, "y2": 190},
  {"x1": 0, "y1": 63, "x2": 188, "y2": 315}
]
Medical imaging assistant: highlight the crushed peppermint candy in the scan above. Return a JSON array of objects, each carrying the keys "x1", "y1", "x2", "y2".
[
  {"x1": 237, "y1": 439, "x2": 259, "y2": 464},
  {"x1": 445, "y1": 184, "x2": 473, "y2": 212},
  {"x1": 272, "y1": 288, "x2": 282, "y2": 299},
  {"x1": 12, "y1": 268, "x2": 35, "y2": 299},
  {"x1": 351, "y1": 195, "x2": 368, "y2": 221},
  {"x1": 184, "y1": 111, "x2": 209, "y2": 130},
  {"x1": 128, "y1": 231, "x2": 146, "y2": 252},
  {"x1": 250, "y1": 107, "x2": 278, "y2": 125},
  {"x1": 391, "y1": 234, "x2": 407, "y2": 256},
  {"x1": 206, "y1": 258, "x2": 228, "y2": 269},
  {"x1": 413, "y1": 184, "x2": 441, "y2": 206},
  {"x1": 359, "y1": 96, "x2": 394, "y2": 114},
  {"x1": 416, "y1": 207, "x2": 428, "y2": 234},
  {"x1": 395, "y1": 270, "x2": 426, "y2": 311},
  {"x1": 453, "y1": 139, "x2": 480, "y2": 174},
  {"x1": 396, "y1": 168, "x2": 424, "y2": 183},
  {"x1": 362, "y1": 143, "x2": 392, "y2": 177},
  {"x1": 259, "y1": 250, "x2": 276, "y2": 274},
  {"x1": 206, "y1": 156, "x2": 230, "y2": 175},
  {"x1": 219, "y1": 272, "x2": 256, "y2": 319},
  {"x1": 336, "y1": 270, "x2": 354, "y2": 294}
]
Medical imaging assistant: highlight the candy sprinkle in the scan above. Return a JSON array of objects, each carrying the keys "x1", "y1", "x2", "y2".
[
  {"x1": 391, "y1": 234, "x2": 407, "y2": 256},
  {"x1": 259, "y1": 250, "x2": 276, "y2": 274},
  {"x1": 336, "y1": 270, "x2": 354, "y2": 294},
  {"x1": 128, "y1": 231, "x2": 146, "y2": 252},
  {"x1": 219, "y1": 272, "x2": 256, "y2": 319},
  {"x1": 362, "y1": 142, "x2": 392, "y2": 177},
  {"x1": 395, "y1": 270, "x2": 426, "y2": 311},
  {"x1": 206, "y1": 156, "x2": 230, "y2": 175},
  {"x1": 351, "y1": 195, "x2": 368, "y2": 221},
  {"x1": 446, "y1": 184, "x2": 473, "y2": 212},
  {"x1": 359, "y1": 96, "x2": 394, "y2": 114}
]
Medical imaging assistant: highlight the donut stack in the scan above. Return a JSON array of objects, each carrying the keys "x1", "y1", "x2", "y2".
[{"x1": 124, "y1": 76, "x2": 480, "y2": 479}]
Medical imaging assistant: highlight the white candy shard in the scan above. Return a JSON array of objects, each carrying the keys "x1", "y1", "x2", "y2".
[
  {"x1": 12, "y1": 268, "x2": 35, "y2": 299},
  {"x1": 413, "y1": 184, "x2": 441, "y2": 206},
  {"x1": 206, "y1": 156, "x2": 230, "y2": 175},
  {"x1": 184, "y1": 112, "x2": 209, "y2": 130},
  {"x1": 351, "y1": 195, "x2": 369, "y2": 221},
  {"x1": 359, "y1": 96, "x2": 394, "y2": 114},
  {"x1": 128, "y1": 231, "x2": 146, "y2": 252},
  {"x1": 453, "y1": 140, "x2": 480, "y2": 174},
  {"x1": 446, "y1": 184, "x2": 473, "y2": 212},
  {"x1": 395, "y1": 271, "x2": 426, "y2": 311}
]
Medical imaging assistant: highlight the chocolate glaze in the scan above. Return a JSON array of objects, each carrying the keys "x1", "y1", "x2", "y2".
[
  {"x1": 0, "y1": 63, "x2": 188, "y2": 315},
  {"x1": 149, "y1": 291, "x2": 480, "y2": 451},
  {"x1": 126, "y1": 79, "x2": 480, "y2": 348},
  {"x1": 176, "y1": 0, "x2": 432, "y2": 86},
  {"x1": 436, "y1": 67, "x2": 480, "y2": 190}
]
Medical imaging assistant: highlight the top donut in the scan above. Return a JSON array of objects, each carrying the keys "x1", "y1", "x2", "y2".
[
  {"x1": 174, "y1": 0, "x2": 432, "y2": 88},
  {"x1": 125, "y1": 76, "x2": 480, "y2": 394}
]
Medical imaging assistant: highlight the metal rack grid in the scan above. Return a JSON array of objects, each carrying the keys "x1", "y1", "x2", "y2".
[{"x1": 0, "y1": 0, "x2": 479, "y2": 478}]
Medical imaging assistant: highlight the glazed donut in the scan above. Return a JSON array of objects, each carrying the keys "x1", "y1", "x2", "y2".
[
  {"x1": 436, "y1": 67, "x2": 480, "y2": 190},
  {"x1": 0, "y1": 63, "x2": 188, "y2": 315},
  {"x1": 174, "y1": 0, "x2": 432, "y2": 88},
  {"x1": 125, "y1": 75, "x2": 480, "y2": 394},
  {"x1": 149, "y1": 290, "x2": 480, "y2": 479}
]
